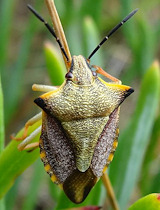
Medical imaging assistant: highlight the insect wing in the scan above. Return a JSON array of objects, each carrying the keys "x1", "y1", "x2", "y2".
[
  {"x1": 91, "y1": 107, "x2": 120, "y2": 177},
  {"x1": 39, "y1": 111, "x2": 76, "y2": 184}
]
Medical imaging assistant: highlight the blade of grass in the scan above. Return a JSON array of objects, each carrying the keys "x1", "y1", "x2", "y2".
[
  {"x1": 65, "y1": 21, "x2": 83, "y2": 56},
  {"x1": 22, "y1": 159, "x2": 45, "y2": 210},
  {"x1": 82, "y1": 17, "x2": 103, "y2": 66},
  {"x1": 0, "y1": 0, "x2": 18, "y2": 74},
  {"x1": 119, "y1": 0, "x2": 139, "y2": 49},
  {"x1": 49, "y1": 181, "x2": 61, "y2": 203},
  {"x1": 0, "y1": 75, "x2": 5, "y2": 210},
  {"x1": 4, "y1": 2, "x2": 43, "y2": 125},
  {"x1": 129, "y1": 18, "x2": 155, "y2": 76},
  {"x1": 140, "y1": 115, "x2": 160, "y2": 194},
  {"x1": 0, "y1": 200, "x2": 5, "y2": 210},
  {"x1": 149, "y1": 168, "x2": 160, "y2": 193},
  {"x1": 109, "y1": 61, "x2": 160, "y2": 209},
  {"x1": 121, "y1": 6, "x2": 156, "y2": 81},
  {"x1": 44, "y1": 41, "x2": 66, "y2": 86},
  {"x1": 5, "y1": 177, "x2": 21, "y2": 210},
  {"x1": 0, "y1": 120, "x2": 41, "y2": 199},
  {"x1": 80, "y1": 0, "x2": 103, "y2": 23},
  {"x1": 56, "y1": 0, "x2": 75, "y2": 26},
  {"x1": 0, "y1": 76, "x2": 4, "y2": 153}
]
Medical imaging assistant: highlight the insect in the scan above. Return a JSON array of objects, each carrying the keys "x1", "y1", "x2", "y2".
[{"x1": 14, "y1": 3, "x2": 138, "y2": 204}]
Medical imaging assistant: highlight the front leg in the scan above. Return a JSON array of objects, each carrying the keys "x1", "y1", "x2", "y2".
[
  {"x1": 18, "y1": 126, "x2": 41, "y2": 151},
  {"x1": 32, "y1": 84, "x2": 58, "y2": 92},
  {"x1": 21, "y1": 142, "x2": 39, "y2": 151},
  {"x1": 11, "y1": 112, "x2": 42, "y2": 141}
]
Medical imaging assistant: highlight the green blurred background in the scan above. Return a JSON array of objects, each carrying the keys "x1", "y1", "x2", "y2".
[{"x1": 0, "y1": 0, "x2": 160, "y2": 209}]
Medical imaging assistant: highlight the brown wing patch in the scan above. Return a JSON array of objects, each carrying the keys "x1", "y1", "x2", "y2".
[
  {"x1": 63, "y1": 168, "x2": 97, "y2": 204},
  {"x1": 40, "y1": 111, "x2": 76, "y2": 184},
  {"x1": 91, "y1": 107, "x2": 120, "y2": 177}
]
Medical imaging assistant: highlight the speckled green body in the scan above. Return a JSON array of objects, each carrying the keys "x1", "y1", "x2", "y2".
[{"x1": 35, "y1": 55, "x2": 133, "y2": 203}]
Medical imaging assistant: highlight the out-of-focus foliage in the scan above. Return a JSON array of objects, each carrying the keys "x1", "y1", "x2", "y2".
[
  {"x1": 129, "y1": 193, "x2": 160, "y2": 210},
  {"x1": 0, "y1": 0, "x2": 159, "y2": 209},
  {"x1": 109, "y1": 61, "x2": 160, "y2": 209},
  {"x1": 0, "y1": 76, "x2": 5, "y2": 210},
  {"x1": 44, "y1": 41, "x2": 66, "y2": 86}
]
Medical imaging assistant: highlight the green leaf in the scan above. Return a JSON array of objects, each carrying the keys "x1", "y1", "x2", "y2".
[
  {"x1": 5, "y1": 177, "x2": 21, "y2": 210},
  {"x1": 0, "y1": 201, "x2": 5, "y2": 210},
  {"x1": 4, "y1": 2, "x2": 43, "y2": 125},
  {"x1": 22, "y1": 159, "x2": 45, "y2": 210},
  {"x1": 150, "y1": 167, "x2": 160, "y2": 193},
  {"x1": 109, "y1": 61, "x2": 160, "y2": 209},
  {"x1": 80, "y1": 0, "x2": 103, "y2": 23},
  {"x1": 0, "y1": 0, "x2": 17, "y2": 72},
  {"x1": 3, "y1": 4, "x2": 41, "y2": 124},
  {"x1": 129, "y1": 18, "x2": 155, "y2": 76},
  {"x1": 121, "y1": 8, "x2": 156, "y2": 81},
  {"x1": 65, "y1": 21, "x2": 83, "y2": 56},
  {"x1": 129, "y1": 193, "x2": 160, "y2": 210},
  {"x1": 0, "y1": 120, "x2": 41, "y2": 199},
  {"x1": 82, "y1": 17, "x2": 103, "y2": 66},
  {"x1": 44, "y1": 41, "x2": 66, "y2": 86},
  {"x1": 0, "y1": 75, "x2": 5, "y2": 209},
  {"x1": 68, "y1": 206, "x2": 101, "y2": 210},
  {"x1": 49, "y1": 180, "x2": 61, "y2": 203},
  {"x1": 55, "y1": 0, "x2": 75, "y2": 25},
  {"x1": 0, "y1": 75, "x2": 4, "y2": 153},
  {"x1": 140, "y1": 114, "x2": 160, "y2": 194}
]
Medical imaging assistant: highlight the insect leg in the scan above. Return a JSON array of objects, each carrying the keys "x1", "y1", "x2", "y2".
[
  {"x1": 11, "y1": 112, "x2": 42, "y2": 141},
  {"x1": 18, "y1": 126, "x2": 41, "y2": 151},
  {"x1": 32, "y1": 84, "x2": 58, "y2": 92},
  {"x1": 92, "y1": 65, "x2": 121, "y2": 84},
  {"x1": 22, "y1": 142, "x2": 39, "y2": 151}
]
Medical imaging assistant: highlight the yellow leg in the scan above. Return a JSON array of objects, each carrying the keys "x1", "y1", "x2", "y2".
[
  {"x1": 92, "y1": 65, "x2": 121, "y2": 84},
  {"x1": 18, "y1": 126, "x2": 41, "y2": 151},
  {"x1": 23, "y1": 142, "x2": 39, "y2": 151},
  {"x1": 11, "y1": 112, "x2": 42, "y2": 141},
  {"x1": 32, "y1": 84, "x2": 58, "y2": 92}
]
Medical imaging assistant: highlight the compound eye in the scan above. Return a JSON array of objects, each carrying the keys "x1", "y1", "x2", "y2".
[
  {"x1": 65, "y1": 72, "x2": 73, "y2": 80},
  {"x1": 92, "y1": 71, "x2": 97, "y2": 77}
]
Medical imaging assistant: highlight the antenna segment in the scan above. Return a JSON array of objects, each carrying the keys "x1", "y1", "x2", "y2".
[{"x1": 88, "y1": 9, "x2": 138, "y2": 60}]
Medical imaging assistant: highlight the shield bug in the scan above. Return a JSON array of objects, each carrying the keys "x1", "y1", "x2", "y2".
[{"x1": 14, "y1": 3, "x2": 138, "y2": 204}]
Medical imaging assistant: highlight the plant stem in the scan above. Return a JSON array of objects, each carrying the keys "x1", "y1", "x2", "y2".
[
  {"x1": 102, "y1": 172, "x2": 119, "y2": 210},
  {"x1": 45, "y1": 0, "x2": 72, "y2": 70}
]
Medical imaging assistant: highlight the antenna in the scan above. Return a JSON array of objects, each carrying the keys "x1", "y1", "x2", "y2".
[
  {"x1": 27, "y1": 4, "x2": 69, "y2": 62},
  {"x1": 88, "y1": 9, "x2": 138, "y2": 60}
]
